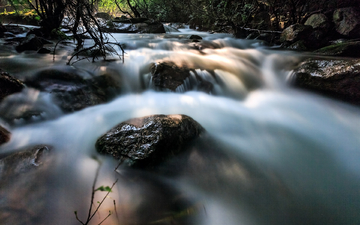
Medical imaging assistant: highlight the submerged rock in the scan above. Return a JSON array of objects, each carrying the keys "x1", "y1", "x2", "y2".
[
  {"x1": 149, "y1": 61, "x2": 214, "y2": 93},
  {"x1": 0, "y1": 88, "x2": 63, "y2": 125},
  {"x1": 0, "y1": 145, "x2": 52, "y2": 225},
  {"x1": 25, "y1": 66, "x2": 121, "y2": 112},
  {"x1": 95, "y1": 114, "x2": 204, "y2": 168},
  {"x1": 0, "y1": 145, "x2": 51, "y2": 180},
  {"x1": 189, "y1": 35, "x2": 202, "y2": 42},
  {"x1": 290, "y1": 58, "x2": 360, "y2": 105},
  {"x1": 0, "y1": 71, "x2": 25, "y2": 101}
]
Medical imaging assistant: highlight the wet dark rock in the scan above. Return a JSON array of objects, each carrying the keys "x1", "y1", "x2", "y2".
[
  {"x1": 150, "y1": 62, "x2": 191, "y2": 91},
  {"x1": 290, "y1": 58, "x2": 360, "y2": 105},
  {"x1": 314, "y1": 41, "x2": 360, "y2": 57},
  {"x1": 333, "y1": 7, "x2": 360, "y2": 38},
  {"x1": 0, "y1": 71, "x2": 25, "y2": 101},
  {"x1": 25, "y1": 66, "x2": 121, "y2": 112},
  {"x1": 189, "y1": 35, "x2": 202, "y2": 40},
  {"x1": 0, "y1": 88, "x2": 62, "y2": 125},
  {"x1": 0, "y1": 126, "x2": 10, "y2": 145},
  {"x1": 0, "y1": 145, "x2": 52, "y2": 225},
  {"x1": 150, "y1": 61, "x2": 214, "y2": 93},
  {"x1": 95, "y1": 114, "x2": 204, "y2": 168},
  {"x1": 15, "y1": 34, "x2": 43, "y2": 52}
]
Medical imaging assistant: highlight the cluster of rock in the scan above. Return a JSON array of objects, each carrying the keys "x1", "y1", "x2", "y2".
[
  {"x1": 0, "y1": 24, "x2": 53, "y2": 53},
  {"x1": 280, "y1": 7, "x2": 360, "y2": 52},
  {"x1": 285, "y1": 7, "x2": 360, "y2": 105}
]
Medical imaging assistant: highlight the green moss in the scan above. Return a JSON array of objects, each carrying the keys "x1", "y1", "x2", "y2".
[{"x1": 314, "y1": 41, "x2": 360, "y2": 57}]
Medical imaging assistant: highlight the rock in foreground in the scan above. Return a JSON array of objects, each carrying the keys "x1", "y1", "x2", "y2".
[
  {"x1": 95, "y1": 114, "x2": 204, "y2": 168},
  {"x1": 290, "y1": 58, "x2": 360, "y2": 105}
]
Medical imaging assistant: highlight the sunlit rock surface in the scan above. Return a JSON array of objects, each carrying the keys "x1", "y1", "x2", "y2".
[
  {"x1": 96, "y1": 114, "x2": 204, "y2": 168},
  {"x1": 291, "y1": 58, "x2": 360, "y2": 104}
]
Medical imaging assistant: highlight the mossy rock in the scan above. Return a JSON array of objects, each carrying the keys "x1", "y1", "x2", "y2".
[{"x1": 314, "y1": 41, "x2": 360, "y2": 57}]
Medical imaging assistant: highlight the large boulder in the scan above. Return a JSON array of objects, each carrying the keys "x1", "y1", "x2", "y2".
[
  {"x1": 25, "y1": 66, "x2": 121, "y2": 112},
  {"x1": 95, "y1": 114, "x2": 204, "y2": 168},
  {"x1": 149, "y1": 61, "x2": 213, "y2": 93},
  {"x1": 0, "y1": 71, "x2": 25, "y2": 101},
  {"x1": 290, "y1": 58, "x2": 360, "y2": 105},
  {"x1": 333, "y1": 7, "x2": 360, "y2": 38}
]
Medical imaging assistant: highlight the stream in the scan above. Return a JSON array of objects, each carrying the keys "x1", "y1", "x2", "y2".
[{"x1": 1, "y1": 26, "x2": 360, "y2": 225}]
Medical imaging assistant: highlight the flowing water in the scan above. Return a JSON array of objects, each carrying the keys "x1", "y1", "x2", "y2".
[{"x1": 1, "y1": 26, "x2": 360, "y2": 225}]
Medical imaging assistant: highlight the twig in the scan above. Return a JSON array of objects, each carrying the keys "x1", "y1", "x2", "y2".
[
  {"x1": 87, "y1": 179, "x2": 118, "y2": 223},
  {"x1": 98, "y1": 211, "x2": 112, "y2": 225},
  {"x1": 113, "y1": 200, "x2": 120, "y2": 224},
  {"x1": 86, "y1": 160, "x2": 102, "y2": 223}
]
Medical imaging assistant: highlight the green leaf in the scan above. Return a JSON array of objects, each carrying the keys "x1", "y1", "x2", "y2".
[{"x1": 95, "y1": 186, "x2": 112, "y2": 192}]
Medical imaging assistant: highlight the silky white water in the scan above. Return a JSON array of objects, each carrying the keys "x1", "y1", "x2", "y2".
[{"x1": 1, "y1": 27, "x2": 360, "y2": 225}]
